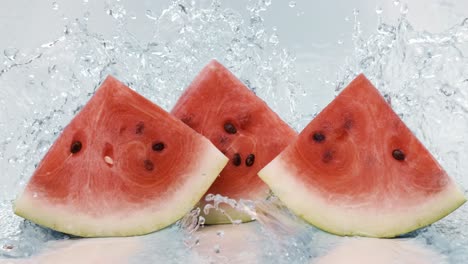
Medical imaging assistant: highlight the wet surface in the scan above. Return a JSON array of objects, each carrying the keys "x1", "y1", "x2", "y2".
[{"x1": 1, "y1": 0, "x2": 467, "y2": 262}]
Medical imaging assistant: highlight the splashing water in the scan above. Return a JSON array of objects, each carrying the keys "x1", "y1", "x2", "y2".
[
  {"x1": 0, "y1": 0, "x2": 298, "y2": 259},
  {"x1": 1, "y1": 0, "x2": 468, "y2": 262},
  {"x1": 332, "y1": 8, "x2": 468, "y2": 264}
]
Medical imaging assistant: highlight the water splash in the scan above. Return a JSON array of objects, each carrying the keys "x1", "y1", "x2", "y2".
[
  {"x1": 335, "y1": 9, "x2": 468, "y2": 192},
  {"x1": 0, "y1": 0, "x2": 296, "y2": 258},
  {"x1": 0, "y1": 0, "x2": 468, "y2": 262},
  {"x1": 332, "y1": 7, "x2": 468, "y2": 262},
  {"x1": 0, "y1": 0, "x2": 296, "y2": 201},
  {"x1": 202, "y1": 193, "x2": 256, "y2": 224}
]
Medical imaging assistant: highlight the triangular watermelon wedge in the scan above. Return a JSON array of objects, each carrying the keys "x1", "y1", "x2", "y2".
[
  {"x1": 172, "y1": 60, "x2": 297, "y2": 224},
  {"x1": 14, "y1": 76, "x2": 228, "y2": 237},
  {"x1": 259, "y1": 74, "x2": 466, "y2": 237}
]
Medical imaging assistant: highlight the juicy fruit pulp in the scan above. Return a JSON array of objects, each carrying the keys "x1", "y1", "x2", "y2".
[
  {"x1": 172, "y1": 60, "x2": 297, "y2": 224},
  {"x1": 259, "y1": 74, "x2": 466, "y2": 237},
  {"x1": 14, "y1": 76, "x2": 228, "y2": 237}
]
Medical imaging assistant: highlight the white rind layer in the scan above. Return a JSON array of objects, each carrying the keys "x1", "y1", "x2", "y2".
[
  {"x1": 258, "y1": 156, "x2": 467, "y2": 238},
  {"x1": 14, "y1": 139, "x2": 228, "y2": 237}
]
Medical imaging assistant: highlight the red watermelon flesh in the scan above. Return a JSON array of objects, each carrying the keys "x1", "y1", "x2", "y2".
[
  {"x1": 14, "y1": 76, "x2": 228, "y2": 237},
  {"x1": 171, "y1": 60, "x2": 297, "y2": 224},
  {"x1": 259, "y1": 74, "x2": 466, "y2": 237}
]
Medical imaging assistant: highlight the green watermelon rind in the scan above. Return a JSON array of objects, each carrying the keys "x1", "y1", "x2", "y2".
[
  {"x1": 14, "y1": 141, "x2": 228, "y2": 237},
  {"x1": 258, "y1": 157, "x2": 467, "y2": 238}
]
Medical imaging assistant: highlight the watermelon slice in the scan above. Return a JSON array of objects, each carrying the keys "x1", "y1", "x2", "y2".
[
  {"x1": 171, "y1": 60, "x2": 297, "y2": 224},
  {"x1": 14, "y1": 76, "x2": 228, "y2": 237},
  {"x1": 258, "y1": 74, "x2": 466, "y2": 237}
]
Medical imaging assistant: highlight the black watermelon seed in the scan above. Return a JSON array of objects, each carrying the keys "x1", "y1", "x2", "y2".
[
  {"x1": 224, "y1": 122, "x2": 237, "y2": 134},
  {"x1": 135, "y1": 122, "x2": 145, "y2": 134},
  {"x1": 245, "y1": 154, "x2": 255, "y2": 167},
  {"x1": 392, "y1": 149, "x2": 405, "y2": 161},
  {"x1": 322, "y1": 150, "x2": 334, "y2": 163},
  {"x1": 312, "y1": 132, "x2": 326, "y2": 142},
  {"x1": 232, "y1": 153, "x2": 241, "y2": 166},
  {"x1": 144, "y1": 159, "x2": 154, "y2": 171},
  {"x1": 152, "y1": 142, "x2": 165, "y2": 152},
  {"x1": 70, "y1": 141, "x2": 82, "y2": 154}
]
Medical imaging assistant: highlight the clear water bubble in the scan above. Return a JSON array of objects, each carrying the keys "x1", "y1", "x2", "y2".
[
  {"x1": 353, "y1": 8, "x2": 360, "y2": 16},
  {"x1": 51, "y1": 1, "x2": 59, "y2": 11},
  {"x1": 83, "y1": 11, "x2": 91, "y2": 21},
  {"x1": 213, "y1": 244, "x2": 220, "y2": 253},
  {"x1": 400, "y1": 3, "x2": 409, "y2": 14},
  {"x1": 205, "y1": 194, "x2": 215, "y2": 201},
  {"x1": 3, "y1": 47, "x2": 18, "y2": 60},
  {"x1": 393, "y1": 0, "x2": 401, "y2": 6},
  {"x1": 198, "y1": 216, "x2": 205, "y2": 226},
  {"x1": 269, "y1": 33, "x2": 279, "y2": 45},
  {"x1": 288, "y1": 1, "x2": 296, "y2": 8},
  {"x1": 145, "y1": 9, "x2": 158, "y2": 20},
  {"x1": 376, "y1": 6, "x2": 383, "y2": 14}
]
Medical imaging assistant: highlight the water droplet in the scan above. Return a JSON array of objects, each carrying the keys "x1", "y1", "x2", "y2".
[
  {"x1": 216, "y1": 230, "x2": 224, "y2": 237},
  {"x1": 264, "y1": 0, "x2": 272, "y2": 7},
  {"x1": 205, "y1": 193, "x2": 215, "y2": 201},
  {"x1": 269, "y1": 33, "x2": 279, "y2": 45},
  {"x1": 32, "y1": 192, "x2": 38, "y2": 198},
  {"x1": 145, "y1": 10, "x2": 157, "y2": 20},
  {"x1": 232, "y1": 219, "x2": 242, "y2": 225},
  {"x1": 393, "y1": 0, "x2": 400, "y2": 6},
  {"x1": 376, "y1": 6, "x2": 383, "y2": 14},
  {"x1": 203, "y1": 203, "x2": 215, "y2": 215},
  {"x1": 83, "y1": 11, "x2": 91, "y2": 21},
  {"x1": 3, "y1": 48, "x2": 18, "y2": 60},
  {"x1": 213, "y1": 244, "x2": 220, "y2": 253},
  {"x1": 353, "y1": 8, "x2": 360, "y2": 16},
  {"x1": 52, "y1": 1, "x2": 59, "y2": 11},
  {"x1": 288, "y1": 1, "x2": 296, "y2": 8},
  {"x1": 344, "y1": 16, "x2": 350, "y2": 21},
  {"x1": 337, "y1": 39, "x2": 343, "y2": 45},
  {"x1": 198, "y1": 216, "x2": 205, "y2": 226},
  {"x1": 400, "y1": 4, "x2": 408, "y2": 14}
]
